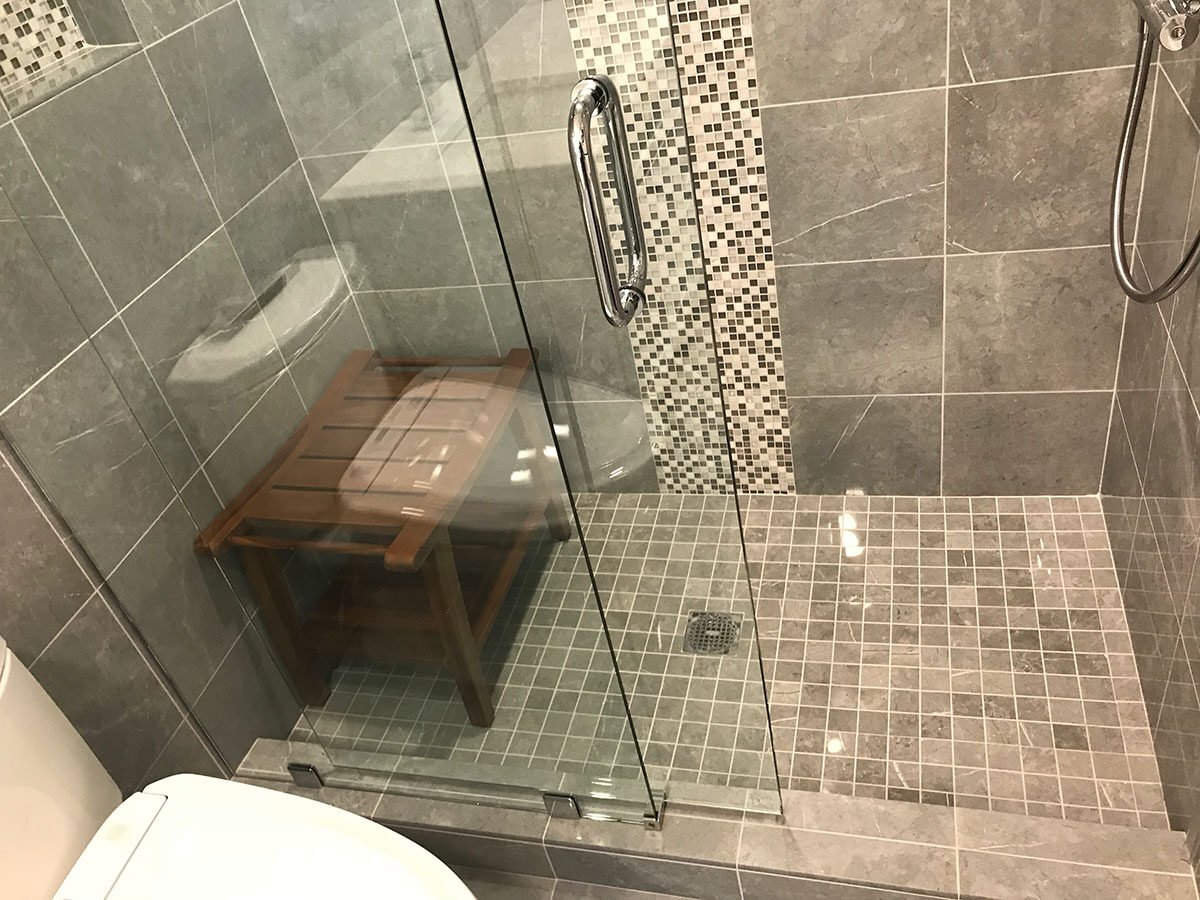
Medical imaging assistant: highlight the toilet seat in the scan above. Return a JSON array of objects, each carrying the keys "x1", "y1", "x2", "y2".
[{"x1": 54, "y1": 775, "x2": 474, "y2": 900}]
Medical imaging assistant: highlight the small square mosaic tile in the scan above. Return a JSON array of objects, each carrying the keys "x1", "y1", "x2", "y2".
[{"x1": 289, "y1": 492, "x2": 1168, "y2": 829}]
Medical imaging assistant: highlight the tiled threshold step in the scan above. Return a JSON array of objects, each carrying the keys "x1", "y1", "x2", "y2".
[{"x1": 239, "y1": 778, "x2": 1197, "y2": 899}]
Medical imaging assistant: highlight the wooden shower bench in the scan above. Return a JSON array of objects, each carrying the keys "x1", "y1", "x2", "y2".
[{"x1": 194, "y1": 349, "x2": 571, "y2": 727}]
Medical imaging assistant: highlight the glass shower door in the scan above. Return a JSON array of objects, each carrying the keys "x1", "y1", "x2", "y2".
[{"x1": 437, "y1": 0, "x2": 782, "y2": 812}]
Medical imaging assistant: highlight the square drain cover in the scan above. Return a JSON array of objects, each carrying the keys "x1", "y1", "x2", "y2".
[{"x1": 683, "y1": 611, "x2": 742, "y2": 655}]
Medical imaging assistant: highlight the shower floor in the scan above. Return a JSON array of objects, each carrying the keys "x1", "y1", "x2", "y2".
[{"x1": 289, "y1": 493, "x2": 1169, "y2": 829}]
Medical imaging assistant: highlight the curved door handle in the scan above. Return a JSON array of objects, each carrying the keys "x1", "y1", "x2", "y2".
[{"x1": 567, "y1": 75, "x2": 647, "y2": 327}]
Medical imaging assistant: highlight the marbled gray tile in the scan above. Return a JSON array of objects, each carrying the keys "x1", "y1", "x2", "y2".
[
  {"x1": 737, "y1": 871, "x2": 930, "y2": 900},
  {"x1": 193, "y1": 621, "x2": 301, "y2": 767},
  {"x1": 398, "y1": 827, "x2": 554, "y2": 878},
  {"x1": 358, "y1": 286, "x2": 501, "y2": 357},
  {"x1": 544, "y1": 809, "x2": 741, "y2": 867},
  {"x1": 517, "y1": 279, "x2": 642, "y2": 397},
  {"x1": 106, "y1": 499, "x2": 246, "y2": 704},
  {"x1": 764, "y1": 90, "x2": 945, "y2": 264},
  {"x1": 455, "y1": 867, "x2": 556, "y2": 900},
  {"x1": 225, "y1": 162, "x2": 340, "y2": 295},
  {"x1": 140, "y1": 721, "x2": 225, "y2": 786},
  {"x1": 1114, "y1": 301, "x2": 1168, "y2": 476},
  {"x1": 0, "y1": 216, "x2": 88, "y2": 408},
  {"x1": 482, "y1": 283, "x2": 529, "y2": 352},
  {"x1": 776, "y1": 790, "x2": 955, "y2": 846},
  {"x1": 756, "y1": 0, "x2": 945, "y2": 104},
  {"x1": 552, "y1": 882, "x2": 696, "y2": 900},
  {"x1": 544, "y1": 847, "x2": 740, "y2": 900},
  {"x1": 439, "y1": 0, "x2": 577, "y2": 136},
  {"x1": 789, "y1": 395, "x2": 941, "y2": 495},
  {"x1": 954, "y1": 804, "x2": 1190, "y2": 873},
  {"x1": 201, "y1": 373, "x2": 306, "y2": 503},
  {"x1": 1140, "y1": 69, "x2": 1200, "y2": 256},
  {"x1": 942, "y1": 392, "x2": 1110, "y2": 494},
  {"x1": 0, "y1": 456, "x2": 94, "y2": 663},
  {"x1": 0, "y1": 123, "x2": 113, "y2": 332},
  {"x1": 946, "y1": 69, "x2": 1130, "y2": 253},
  {"x1": 739, "y1": 819, "x2": 957, "y2": 896},
  {"x1": 441, "y1": 139, "x2": 510, "y2": 285},
  {"x1": 90, "y1": 318, "x2": 200, "y2": 487},
  {"x1": 241, "y1": 0, "x2": 429, "y2": 156},
  {"x1": 1102, "y1": 399, "x2": 1142, "y2": 498},
  {"x1": 944, "y1": 247, "x2": 1124, "y2": 391},
  {"x1": 304, "y1": 146, "x2": 477, "y2": 290},
  {"x1": 478, "y1": 132, "x2": 593, "y2": 280},
  {"x1": 121, "y1": 0, "x2": 224, "y2": 42},
  {"x1": 957, "y1": 849, "x2": 1196, "y2": 899},
  {"x1": 376, "y1": 793, "x2": 549, "y2": 840},
  {"x1": 1, "y1": 344, "x2": 177, "y2": 575},
  {"x1": 286, "y1": 295, "x2": 372, "y2": 406},
  {"x1": 16, "y1": 53, "x2": 219, "y2": 305},
  {"x1": 778, "y1": 258, "x2": 942, "y2": 395},
  {"x1": 71, "y1": 0, "x2": 137, "y2": 45},
  {"x1": 949, "y1": 0, "x2": 1134, "y2": 84},
  {"x1": 31, "y1": 594, "x2": 181, "y2": 792},
  {"x1": 147, "y1": 3, "x2": 296, "y2": 219},
  {"x1": 119, "y1": 227, "x2": 284, "y2": 461}
]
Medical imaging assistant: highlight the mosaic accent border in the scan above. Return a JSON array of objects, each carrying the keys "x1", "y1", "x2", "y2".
[
  {"x1": 563, "y1": 0, "x2": 733, "y2": 492},
  {"x1": 564, "y1": 0, "x2": 794, "y2": 493},
  {"x1": 671, "y1": 0, "x2": 794, "y2": 493},
  {"x1": 0, "y1": 0, "x2": 85, "y2": 95}
]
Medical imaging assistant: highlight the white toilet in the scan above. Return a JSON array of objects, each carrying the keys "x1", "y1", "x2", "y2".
[{"x1": 0, "y1": 634, "x2": 476, "y2": 899}]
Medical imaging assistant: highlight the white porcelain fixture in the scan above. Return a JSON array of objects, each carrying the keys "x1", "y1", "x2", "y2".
[{"x1": 0, "y1": 634, "x2": 475, "y2": 900}]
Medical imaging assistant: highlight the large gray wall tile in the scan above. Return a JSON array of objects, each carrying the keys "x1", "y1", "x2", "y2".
[
  {"x1": 0, "y1": 454, "x2": 94, "y2": 662},
  {"x1": 957, "y1": 849, "x2": 1196, "y2": 899},
  {"x1": 304, "y1": 146, "x2": 477, "y2": 290},
  {"x1": 545, "y1": 847, "x2": 740, "y2": 900},
  {"x1": 518, "y1": 279, "x2": 642, "y2": 398},
  {"x1": 241, "y1": 0, "x2": 428, "y2": 156},
  {"x1": 90, "y1": 318, "x2": 200, "y2": 487},
  {"x1": 121, "y1": 0, "x2": 224, "y2": 43},
  {"x1": 778, "y1": 258, "x2": 942, "y2": 395},
  {"x1": 119, "y1": 227, "x2": 281, "y2": 461},
  {"x1": 193, "y1": 621, "x2": 301, "y2": 766},
  {"x1": 106, "y1": 499, "x2": 247, "y2": 705},
  {"x1": 16, "y1": 53, "x2": 219, "y2": 306},
  {"x1": 148, "y1": 4, "x2": 297, "y2": 219},
  {"x1": 943, "y1": 392, "x2": 1110, "y2": 494},
  {"x1": 946, "y1": 69, "x2": 1130, "y2": 253},
  {"x1": 0, "y1": 124, "x2": 113, "y2": 332},
  {"x1": 285, "y1": 295, "x2": 373, "y2": 406},
  {"x1": 478, "y1": 133, "x2": 593, "y2": 280},
  {"x1": 949, "y1": 0, "x2": 1134, "y2": 83},
  {"x1": 944, "y1": 247, "x2": 1124, "y2": 391},
  {"x1": 358, "y1": 286, "x2": 502, "y2": 356},
  {"x1": 755, "y1": 0, "x2": 945, "y2": 104},
  {"x1": 1, "y1": 345, "x2": 177, "y2": 575},
  {"x1": 764, "y1": 90, "x2": 945, "y2": 264},
  {"x1": 226, "y1": 162, "x2": 339, "y2": 294},
  {"x1": 140, "y1": 721, "x2": 225, "y2": 786},
  {"x1": 31, "y1": 594, "x2": 183, "y2": 792},
  {"x1": 789, "y1": 395, "x2": 941, "y2": 495},
  {"x1": 439, "y1": 0, "x2": 578, "y2": 136}
]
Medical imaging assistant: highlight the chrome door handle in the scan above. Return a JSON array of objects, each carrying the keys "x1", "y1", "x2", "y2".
[{"x1": 567, "y1": 75, "x2": 647, "y2": 327}]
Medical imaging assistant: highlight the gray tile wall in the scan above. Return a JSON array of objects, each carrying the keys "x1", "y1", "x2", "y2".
[
  {"x1": 0, "y1": 0, "x2": 404, "y2": 777},
  {"x1": 0, "y1": 439, "x2": 223, "y2": 793},
  {"x1": 757, "y1": 0, "x2": 1134, "y2": 494},
  {"x1": 1102, "y1": 37, "x2": 1200, "y2": 841}
]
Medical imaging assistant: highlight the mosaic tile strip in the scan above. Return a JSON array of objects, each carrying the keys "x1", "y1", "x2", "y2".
[
  {"x1": 0, "y1": 0, "x2": 85, "y2": 96},
  {"x1": 562, "y1": 0, "x2": 732, "y2": 492},
  {"x1": 671, "y1": 0, "x2": 794, "y2": 493}
]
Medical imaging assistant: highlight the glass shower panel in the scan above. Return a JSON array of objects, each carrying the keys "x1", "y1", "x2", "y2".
[
  {"x1": 0, "y1": 0, "x2": 655, "y2": 820},
  {"x1": 436, "y1": 0, "x2": 782, "y2": 812}
]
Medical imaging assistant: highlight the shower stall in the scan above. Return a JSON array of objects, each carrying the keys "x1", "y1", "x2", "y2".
[{"x1": 2, "y1": 0, "x2": 1200, "y2": 862}]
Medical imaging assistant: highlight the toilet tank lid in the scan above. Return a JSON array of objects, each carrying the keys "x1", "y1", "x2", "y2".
[{"x1": 59, "y1": 775, "x2": 474, "y2": 899}]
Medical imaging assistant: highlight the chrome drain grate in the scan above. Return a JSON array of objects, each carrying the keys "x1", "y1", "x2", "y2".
[{"x1": 682, "y1": 611, "x2": 742, "y2": 655}]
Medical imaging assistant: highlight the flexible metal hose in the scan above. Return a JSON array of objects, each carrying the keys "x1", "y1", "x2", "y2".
[{"x1": 1111, "y1": 18, "x2": 1200, "y2": 303}]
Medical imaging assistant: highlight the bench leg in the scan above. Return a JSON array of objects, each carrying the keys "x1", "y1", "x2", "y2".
[
  {"x1": 237, "y1": 547, "x2": 330, "y2": 706},
  {"x1": 513, "y1": 401, "x2": 572, "y2": 541},
  {"x1": 422, "y1": 530, "x2": 495, "y2": 727}
]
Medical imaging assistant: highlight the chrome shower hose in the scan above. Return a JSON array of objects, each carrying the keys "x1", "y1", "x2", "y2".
[{"x1": 1111, "y1": 18, "x2": 1200, "y2": 303}]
